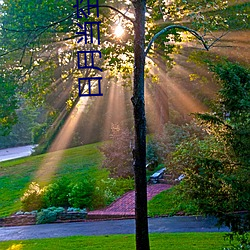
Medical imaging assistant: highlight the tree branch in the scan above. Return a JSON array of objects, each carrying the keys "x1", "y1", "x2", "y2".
[
  {"x1": 99, "y1": 5, "x2": 134, "y2": 24},
  {"x1": 1, "y1": 12, "x2": 74, "y2": 33},
  {"x1": 205, "y1": 30, "x2": 230, "y2": 49},
  {"x1": 0, "y1": 4, "x2": 134, "y2": 57},
  {"x1": 145, "y1": 25, "x2": 210, "y2": 56},
  {"x1": 0, "y1": 26, "x2": 50, "y2": 57}
]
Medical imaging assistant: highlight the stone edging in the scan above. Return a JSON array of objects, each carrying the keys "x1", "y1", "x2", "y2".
[{"x1": 0, "y1": 212, "x2": 87, "y2": 227}]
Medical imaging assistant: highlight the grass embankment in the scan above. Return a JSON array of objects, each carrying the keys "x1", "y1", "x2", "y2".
[
  {"x1": 0, "y1": 143, "x2": 104, "y2": 217},
  {"x1": 148, "y1": 186, "x2": 199, "y2": 217},
  {"x1": 0, "y1": 141, "x2": 197, "y2": 218},
  {"x1": 0, "y1": 233, "x2": 230, "y2": 250}
]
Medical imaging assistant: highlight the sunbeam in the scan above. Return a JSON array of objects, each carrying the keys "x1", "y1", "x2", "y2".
[
  {"x1": 145, "y1": 54, "x2": 211, "y2": 129},
  {"x1": 35, "y1": 98, "x2": 89, "y2": 184},
  {"x1": 100, "y1": 78, "x2": 129, "y2": 140}
]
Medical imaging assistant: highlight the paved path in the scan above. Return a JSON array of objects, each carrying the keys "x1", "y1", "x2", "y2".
[
  {"x1": 0, "y1": 145, "x2": 37, "y2": 162},
  {"x1": 0, "y1": 216, "x2": 229, "y2": 241},
  {"x1": 88, "y1": 184, "x2": 171, "y2": 218}
]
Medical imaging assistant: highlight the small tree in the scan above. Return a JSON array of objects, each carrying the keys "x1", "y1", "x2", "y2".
[{"x1": 99, "y1": 124, "x2": 133, "y2": 178}]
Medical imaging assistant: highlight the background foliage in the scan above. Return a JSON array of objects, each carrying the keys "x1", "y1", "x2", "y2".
[{"x1": 167, "y1": 60, "x2": 250, "y2": 233}]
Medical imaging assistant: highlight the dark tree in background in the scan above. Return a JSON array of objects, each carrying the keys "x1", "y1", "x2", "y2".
[
  {"x1": 0, "y1": 76, "x2": 18, "y2": 136},
  {"x1": 99, "y1": 124, "x2": 133, "y2": 178}
]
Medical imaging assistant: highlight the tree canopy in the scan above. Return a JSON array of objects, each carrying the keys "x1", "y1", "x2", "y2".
[
  {"x1": 0, "y1": 75, "x2": 18, "y2": 135},
  {"x1": 0, "y1": 0, "x2": 248, "y2": 130}
]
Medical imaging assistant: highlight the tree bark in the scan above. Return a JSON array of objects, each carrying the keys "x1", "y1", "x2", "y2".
[{"x1": 131, "y1": 1, "x2": 150, "y2": 250}]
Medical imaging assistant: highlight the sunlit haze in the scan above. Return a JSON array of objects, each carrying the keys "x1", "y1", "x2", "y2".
[{"x1": 35, "y1": 98, "x2": 89, "y2": 184}]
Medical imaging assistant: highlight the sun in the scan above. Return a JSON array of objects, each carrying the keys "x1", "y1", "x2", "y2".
[{"x1": 114, "y1": 25, "x2": 124, "y2": 38}]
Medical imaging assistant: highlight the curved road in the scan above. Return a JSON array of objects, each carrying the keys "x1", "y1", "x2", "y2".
[
  {"x1": 0, "y1": 216, "x2": 229, "y2": 241},
  {"x1": 0, "y1": 145, "x2": 37, "y2": 162}
]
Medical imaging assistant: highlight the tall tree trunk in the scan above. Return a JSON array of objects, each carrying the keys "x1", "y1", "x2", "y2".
[{"x1": 131, "y1": 1, "x2": 150, "y2": 250}]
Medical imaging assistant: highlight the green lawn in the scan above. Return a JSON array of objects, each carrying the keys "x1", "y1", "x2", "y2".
[
  {"x1": 1, "y1": 141, "x2": 185, "y2": 218},
  {"x1": 0, "y1": 233, "x2": 230, "y2": 250},
  {"x1": 148, "y1": 186, "x2": 199, "y2": 217},
  {"x1": 0, "y1": 141, "x2": 197, "y2": 218},
  {"x1": 0, "y1": 143, "x2": 104, "y2": 217}
]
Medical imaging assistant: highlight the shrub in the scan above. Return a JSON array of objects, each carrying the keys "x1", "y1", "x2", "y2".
[
  {"x1": 36, "y1": 206, "x2": 64, "y2": 224},
  {"x1": 113, "y1": 177, "x2": 134, "y2": 197},
  {"x1": 43, "y1": 177, "x2": 71, "y2": 208},
  {"x1": 67, "y1": 207, "x2": 87, "y2": 213},
  {"x1": 93, "y1": 178, "x2": 117, "y2": 209},
  {"x1": 223, "y1": 233, "x2": 250, "y2": 250},
  {"x1": 32, "y1": 123, "x2": 47, "y2": 144},
  {"x1": 167, "y1": 135, "x2": 243, "y2": 215},
  {"x1": 21, "y1": 182, "x2": 45, "y2": 211},
  {"x1": 146, "y1": 141, "x2": 159, "y2": 171},
  {"x1": 68, "y1": 180, "x2": 94, "y2": 209},
  {"x1": 93, "y1": 177, "x2": 135, "y2": 209}
]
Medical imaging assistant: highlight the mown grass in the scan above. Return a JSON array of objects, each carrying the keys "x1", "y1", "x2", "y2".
[
  {"x1": 0, "y1": 141, "x2": 186, "y2": 219},
  {"x1": 0, "y1": 143, "x2": 104, "y2": 217},
  {"x1": 0, "y1": 141, "x2": 197, "y2": 218},
  {"x1": 0, "y1": 233, "x2": 230, "y2": 250},
  {"x1": 148, "y1": 186, "x2": 199, "y2": 217}
]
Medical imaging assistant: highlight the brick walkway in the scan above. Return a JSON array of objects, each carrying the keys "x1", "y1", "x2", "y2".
[{"x1": 88, "y1": 184, "x2": 171, "y2": 219}]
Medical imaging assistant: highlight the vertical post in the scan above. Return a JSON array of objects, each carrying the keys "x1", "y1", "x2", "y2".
[{"x1": 131, "y1": 1, "x2": 150, "y2": 250}]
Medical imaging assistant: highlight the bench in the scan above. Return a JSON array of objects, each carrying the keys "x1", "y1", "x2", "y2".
[
  {"x1": 175, "y1": 174, "x2": 185, "y2": 182},
  {"x1": 149, "y1": 168, "x2": 165, "y2": 184}
]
